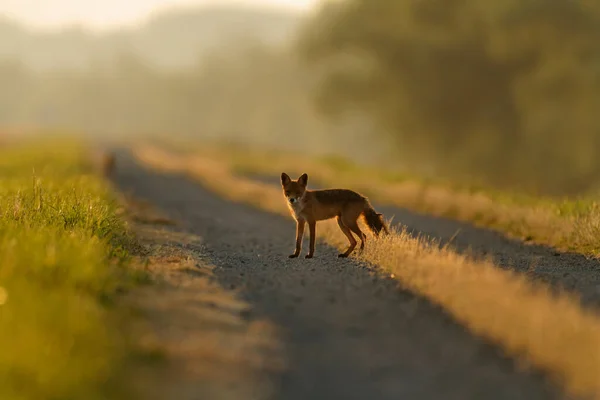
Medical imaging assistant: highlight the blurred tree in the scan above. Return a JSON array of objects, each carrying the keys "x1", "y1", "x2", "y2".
[
  {"x1": 299, "y1": 0, "x2": 600, "y2": 195},
  {"x1": 0, "y1": 43, "x2": 388, "y2": 163}
]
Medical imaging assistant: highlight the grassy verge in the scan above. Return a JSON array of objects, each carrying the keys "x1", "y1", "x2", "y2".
[
  {"x1": 153, "y1": 138, "x2": 600, "y2": 257},
  {"x1": 135, "y1": 144, "x2": 600, "y2": 399},
  {"x1": 0, "y1": 138, "x2": 145, "y2": 400}
]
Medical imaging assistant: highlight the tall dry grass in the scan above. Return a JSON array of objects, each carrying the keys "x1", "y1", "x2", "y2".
[{"x1": 134, "y1": 144, "x2": 600, "y2": 399}]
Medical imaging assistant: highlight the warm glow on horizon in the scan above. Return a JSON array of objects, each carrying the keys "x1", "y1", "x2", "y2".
[{"x1": 0, "y1": 0, "x2": 319, "y2": 30}]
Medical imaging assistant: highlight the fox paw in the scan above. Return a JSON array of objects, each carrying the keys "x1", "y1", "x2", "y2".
[
  {"x1": 305, "y1": 254, "x2": 314, "y2": 259},
  {"x1": 338, "y1": 253, "x2": 349, "y2": 258},
  {"x1": 289, "y1": 254, "x2": 299, "y2": 259}
]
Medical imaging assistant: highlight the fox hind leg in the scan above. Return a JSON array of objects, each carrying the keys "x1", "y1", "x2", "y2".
[
  {"x1": 336, "y1": 215, "x2": 357, "y2": 258},
  {"x1": 347, "y1": 220, "x2": 366, "y2": 251}
]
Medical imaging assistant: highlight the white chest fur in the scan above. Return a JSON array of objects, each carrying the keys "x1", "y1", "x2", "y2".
[{"x1": 287, "y1": 199, "x2": 306, "y2": 220}]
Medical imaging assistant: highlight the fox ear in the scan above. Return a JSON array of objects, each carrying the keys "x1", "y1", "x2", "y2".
[
  {"x1": 281, "y1": 172, "x2": 291, "y2": 186},
  {"x1": 298, "y1": 173, "x2": 308, "y2": 186}
]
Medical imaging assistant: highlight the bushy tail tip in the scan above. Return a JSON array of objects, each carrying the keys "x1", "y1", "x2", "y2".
[{"x1": 363, "y1": 206, "x2": 390, "y2": 237}]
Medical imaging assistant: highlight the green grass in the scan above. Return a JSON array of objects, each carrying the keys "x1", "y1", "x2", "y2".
[{"x1": 0, "y1": 138, "x2": 145, "y2": 400}]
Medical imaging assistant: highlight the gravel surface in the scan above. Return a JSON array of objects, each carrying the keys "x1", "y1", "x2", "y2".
[
  {"x1": 245, "y1": 173, "x2": 600, "y2": 309},
  {"x1": 113, "y1": 149, "x2": 568, "y2": 400}
]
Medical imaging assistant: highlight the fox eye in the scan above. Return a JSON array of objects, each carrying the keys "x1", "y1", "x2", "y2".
[{"x1": 285, "y1": 191, "x2": 291, "y2": 196}]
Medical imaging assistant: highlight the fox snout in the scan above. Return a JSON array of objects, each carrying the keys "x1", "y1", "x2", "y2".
[{"x1": 281, "y1": 172, "x2": 308, "y2": 206}]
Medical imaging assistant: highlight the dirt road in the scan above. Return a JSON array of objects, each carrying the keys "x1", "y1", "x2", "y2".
[
  {"x1": 113, "y1": 150, "x2": 567, "y2": 400},
  {"x1": 244, "y1": 173, "x2": 600, "y2": 310}
]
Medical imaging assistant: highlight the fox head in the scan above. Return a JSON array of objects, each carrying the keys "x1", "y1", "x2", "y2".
[{"x1": 281, "y1": 172, "x2": 308, "y2": 205}]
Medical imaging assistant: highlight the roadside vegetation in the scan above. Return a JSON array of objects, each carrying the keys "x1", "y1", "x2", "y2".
[
  {"x1": 0, "y1": 138, "x2": 145, "y2": 400},
  {"x1": 152, "y1": 139, "x2": 600, "y2": 258},
  {"x1": 134, "y1": 144, "x2": 600, "y2": 399}
]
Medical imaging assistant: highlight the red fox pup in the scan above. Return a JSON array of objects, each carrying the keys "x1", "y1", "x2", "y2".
[{"x1": 281, "y1": 172, "x2": 389, "y2": 259}]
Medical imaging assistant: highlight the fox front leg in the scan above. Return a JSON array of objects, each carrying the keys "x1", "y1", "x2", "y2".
[
  {"x1": 289, "y1": 219, "x2": 305, "y2": 258},
  {"x1": 306, "y1": 221, "x2": 316, "y2": 258}
]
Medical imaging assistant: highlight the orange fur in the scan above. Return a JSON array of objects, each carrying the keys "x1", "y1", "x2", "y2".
[{"x1": 281, "y1": 172, "x2": 389, "y2": 259}]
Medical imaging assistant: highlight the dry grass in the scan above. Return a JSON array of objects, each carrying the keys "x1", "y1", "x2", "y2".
[
  {"x1": 134, "y1": 144, "x2": 600, "y2": 399},
  {"x1": 157, "y1": 140, "x2": 600, "y2": 256}
]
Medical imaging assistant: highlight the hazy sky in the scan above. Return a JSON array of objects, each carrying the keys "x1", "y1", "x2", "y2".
[{"x1": 0, "y1": 0, "x2": 318, "y2": 30}]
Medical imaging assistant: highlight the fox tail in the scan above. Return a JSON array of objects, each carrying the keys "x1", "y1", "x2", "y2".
[{"x1": 362, "y1": 203, "x2": 390, "y2": 237}]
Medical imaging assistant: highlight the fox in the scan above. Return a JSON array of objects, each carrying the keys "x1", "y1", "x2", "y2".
[{"x1": 281, "y1": 172, "x2": 389, "y2": 259}]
